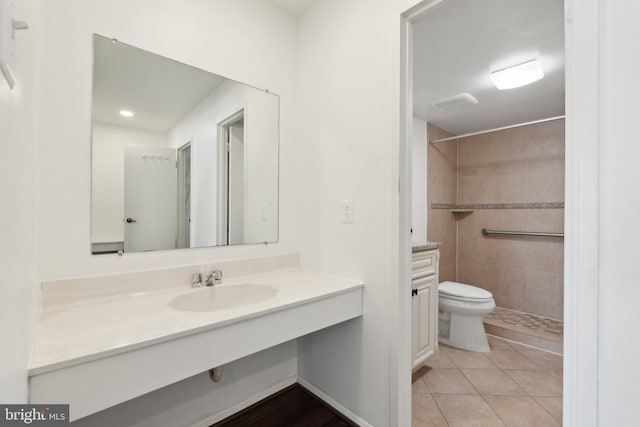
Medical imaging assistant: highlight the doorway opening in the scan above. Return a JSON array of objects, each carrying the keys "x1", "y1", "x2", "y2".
[
  {"x1": 400, "y1": 0, "x2": 579, "y2": 425},
  {"x1": 217, "y1": 109, "x2": 245, "y2": 246}
]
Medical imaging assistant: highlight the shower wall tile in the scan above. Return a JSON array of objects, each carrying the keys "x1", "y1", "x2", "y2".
[
  {"x1": 426, "y1": 120, "x2": 564, "y2": 319},
  {"x1": 457, "y1": 261, "x2": 474, "y2": 287},
  {"x1": 456, "y1": 120, "x2": 565, "y2": 320},
  {"x1": 498, "y1": 267, "x2": 528, "y2": 312},
  {"x1": 527, "y1": 158, "x2": 565, "y2": 202},
  {"x1": 458, "y1": 120, "x2": 565, "y2": 205},
  {"x1": 525, "y1": 269, "x2": 563, "y2": 319},
  {"x1": 427, "y1": 123, "x2": 457, "y2": 283},
  {"x1": 440, "y1": 263, "x2": 457, "y2": 284}
]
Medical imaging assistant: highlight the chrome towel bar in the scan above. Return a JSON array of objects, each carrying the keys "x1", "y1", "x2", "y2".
[{"x1": 482, "y1": 228, "x2": 564, "y2": 238}]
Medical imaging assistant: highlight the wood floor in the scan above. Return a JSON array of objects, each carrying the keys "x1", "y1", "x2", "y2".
[{"x1": 213, "y1": 384, "x2": 357, "y2": 427}]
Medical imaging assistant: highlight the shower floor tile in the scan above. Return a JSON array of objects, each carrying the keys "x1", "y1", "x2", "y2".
[{"x1": 484, "y1": 307, "x2": 564, "y2": 343}]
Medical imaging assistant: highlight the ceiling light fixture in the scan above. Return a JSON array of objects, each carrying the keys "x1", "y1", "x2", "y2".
[
  {"x1": 490, "y1": 59, "x2": 544, "y2": 90},
  {"x1": 119, "y1": 110, "x2": 134, "y2": 118}
]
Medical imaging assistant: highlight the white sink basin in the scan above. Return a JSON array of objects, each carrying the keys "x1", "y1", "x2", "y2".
[{"x1": 169, "y1": 284, "x2": 278, "y2": 312}]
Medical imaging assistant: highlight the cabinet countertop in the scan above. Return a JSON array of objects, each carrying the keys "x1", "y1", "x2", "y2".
[{"x1": 412, "y1": 242, "x2": 441, "y2": 252}]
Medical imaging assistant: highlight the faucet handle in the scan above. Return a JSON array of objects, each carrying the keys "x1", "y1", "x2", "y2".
[
  {"x1": 192, "y1": 273, "x2": 204, "y2": 288},
  {"x1": 206, "y1": 270, "x2": 223, "y2": 286}
]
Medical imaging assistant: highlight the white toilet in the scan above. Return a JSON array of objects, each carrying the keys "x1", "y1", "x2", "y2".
[{"x1": 438, "y1": 281, "x2": 496, "y2": 352}]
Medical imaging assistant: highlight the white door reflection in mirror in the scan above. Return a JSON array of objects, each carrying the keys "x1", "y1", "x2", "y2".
[{"x1": 123, "y1": 145, "x2": 177, "y2": 252}]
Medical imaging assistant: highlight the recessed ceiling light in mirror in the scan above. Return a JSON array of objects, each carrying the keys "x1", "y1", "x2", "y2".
[
  {"x1": 119, "y1": 110, "x2": 134, "y2": 118},
  {"x1": 490, "y1": 59, "x2": 544, "y2": 90}
]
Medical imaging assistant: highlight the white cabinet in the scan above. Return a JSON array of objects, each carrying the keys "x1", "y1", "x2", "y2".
[{"x1": 412, "y1": 248, "x2": 439, "y2": 369}]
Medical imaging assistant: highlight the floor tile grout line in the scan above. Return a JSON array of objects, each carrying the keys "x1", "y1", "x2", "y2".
[
  {"x1": 460, "y1": 367, "x2": 528, "y2": 397},
  {"x1": 422, "y1": 376, "x2": 432, "y2": 394},
  {"x1": 450, "y1": 364, "x2": 508, "y2": 424},
  {"x1": 502, "y1": 369, "x2": 563, "y2": 400},
  {"x1": 428, "y1": 393, "x2": 452, "y2": 426},
  {"x1": 477, "y1": 393, "x2": 509, "y2": 426},
  {"x1": 481, "y1": 393, "x2": 561, "y2": 427},
  {"x1": 489, "y1": 337, "x2": 561, "y2": 424},
  {"x1": 533, "y1": 396, "x2": 564, "y2": 423},
  {"x1": 486, "y1": 332, "x2": 564, "y2": 355},
  {"x1": 503, "y1": 366, "x2": 564, "y2": 383},
  {"x1": 517, "y1": 348, "x2": 564, "y2": 371},
  {"x1": 458, "y1": 366, "x2": 483, "y2": 396}
]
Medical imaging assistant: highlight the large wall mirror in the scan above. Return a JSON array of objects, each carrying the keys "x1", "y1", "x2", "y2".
[{"x1": 90, "y1": 34, "x2": 279, "y2": 254}]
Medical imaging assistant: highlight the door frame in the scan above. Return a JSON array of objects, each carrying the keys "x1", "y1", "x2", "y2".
[
  {"x1": 177, "y1": 141, "x2": 192, "y2": 249},
  {"x1": 216, "y1": 108, "x2": 245, "y2": 246},
  {"x1": 397, "y1": 0, "x2": 600, "y2": 425}
]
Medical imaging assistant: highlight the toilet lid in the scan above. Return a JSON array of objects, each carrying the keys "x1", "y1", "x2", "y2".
[{"x1": 439, "y1": 281, "x2": 493, "y2": 300}]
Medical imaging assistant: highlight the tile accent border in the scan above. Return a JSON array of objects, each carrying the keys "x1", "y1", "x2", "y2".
[{"x1": 431, "y1": 202, "x2": 564, "y2": 210}]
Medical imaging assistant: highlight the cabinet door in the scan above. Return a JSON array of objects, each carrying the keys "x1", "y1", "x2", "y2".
[
  {"x1": 412, "y1": 249, "x2": 439, "y2": 369},
  {"x1": 412, "y1": 289, "x2": 420, "y2": 359},
  {"x1": 416, "y1": 285, "x2": 432, "y2": 358},
  {"x1": 412, "y1": 278, "x2": 437, "y2": 368}
]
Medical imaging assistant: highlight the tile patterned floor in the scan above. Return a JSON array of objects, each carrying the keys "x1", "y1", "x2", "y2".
[{"x1": 412, "y1": 336, "x2": 563, "y2": 426}]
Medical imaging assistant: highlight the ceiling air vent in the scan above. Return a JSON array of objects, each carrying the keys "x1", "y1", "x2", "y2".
[{"x1": 431, "y1": 93, "x2": 478, "y2": 111}]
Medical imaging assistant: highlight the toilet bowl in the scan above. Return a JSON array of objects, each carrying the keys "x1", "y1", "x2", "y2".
[{"x1": 438, "y1": 281, "x2": 495, "y2": 352}]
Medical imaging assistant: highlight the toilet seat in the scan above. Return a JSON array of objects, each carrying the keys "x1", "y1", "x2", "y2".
[{"x1": 439, "y1": 281, "x2": 493, "y2": 302}]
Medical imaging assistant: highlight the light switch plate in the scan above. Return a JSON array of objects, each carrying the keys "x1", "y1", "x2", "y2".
[
  {"x1": 341, "y1": 199, "x2": 354, "y2": 224},
  {"x1": 0, "y1": 0, "x2": 17, "y2": 88}
]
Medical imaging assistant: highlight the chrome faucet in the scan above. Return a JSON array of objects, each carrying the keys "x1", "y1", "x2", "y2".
[
  {"x1": 206, "y1": 270, "x2": 223, "y2": 286},
  {"x1": 191, "y1": 270, "x2": 223, "y2": 288},
  {"x1": 192, "y1": 273, "x2": 206, "y2": 288}
]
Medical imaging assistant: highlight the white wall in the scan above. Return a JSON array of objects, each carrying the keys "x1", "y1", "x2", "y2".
[
  {"x1": 597, "y1": 1, "x2": 640, "y2": 424},
  {"x1": 34, "y1": 0, "x2": 299, "y2": 423},
  {"x1": 168, "y1": 79, "x2": 279, "y2": 247},
  {"x1": 73, "y1": 341, "x2": 297, "y2": 427},
  {"x1": 294, "y1": 0, "x2": 419, "y2": 425},
  {"x1": 91, "y1": 122, "x2": 169, "y2": 243},
  {"x1": 0, "y1": 0, "x2": 40, "y2": 403},
  {"x1": 37, "y1": 0, "x2": 298, "y2": 278},
  {"x1": 411, "y1": 117, "x2": 427, "y2": 244}
]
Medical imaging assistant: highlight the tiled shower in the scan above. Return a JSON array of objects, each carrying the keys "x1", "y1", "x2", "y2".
[{"x1": 426, "y1": 120, "x2": 565, "y2": 352}]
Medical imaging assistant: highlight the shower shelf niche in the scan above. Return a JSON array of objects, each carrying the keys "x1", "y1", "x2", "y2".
[{"x1": 449, "y1": 209, "x2": 474, "y2": 213}]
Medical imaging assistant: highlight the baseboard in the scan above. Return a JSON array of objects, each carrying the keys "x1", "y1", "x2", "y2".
[
  {"x1": 486, "y1": 332, "x2": 563, "y2": 356},
  {"x1": 191, "y1": 375, "x2": 297, "y2": 427},
  {"x1": 297, "y1": 377, "x2": 373, "y2": 427}
]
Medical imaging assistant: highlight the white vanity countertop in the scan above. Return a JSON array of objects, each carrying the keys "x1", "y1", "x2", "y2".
[
  {"x1": 412, "y1": 241, "x2": 441, "y2": 252},
  {"x1": 30, "y1": 269, "x2": 363, "y2": 375}
]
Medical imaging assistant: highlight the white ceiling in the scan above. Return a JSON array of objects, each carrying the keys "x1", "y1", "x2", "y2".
[
  {"x1": 92, "y1": 36, "x2": 224, "y2": 133},
  {"x1": 268, "y1": 0, "x2": 318, "y2": 15},
  {"x1": 413, "y1": 0, "x2": 565, "y2": 135}
]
